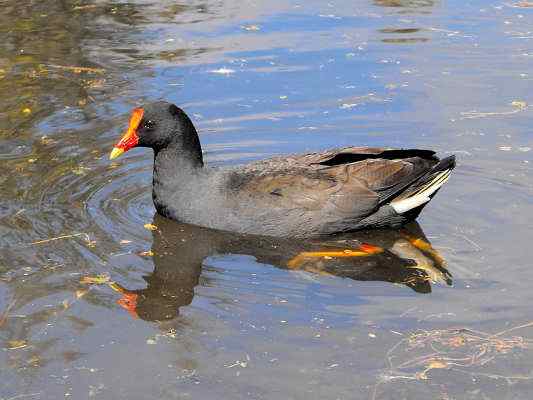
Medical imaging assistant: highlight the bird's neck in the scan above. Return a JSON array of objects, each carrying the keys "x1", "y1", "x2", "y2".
[
  {"x1": 154, "y1": 141, "x2": 202, "y2": 172},
  {"x1": 152, "y1": 133, "x2": 204, "y2": 218},
  {"x1": 154, "y1": 116, "x2": 204, "y2": 171},
  {"x1": 153, "y1": 136, "x2": 204, "y2": 193}
]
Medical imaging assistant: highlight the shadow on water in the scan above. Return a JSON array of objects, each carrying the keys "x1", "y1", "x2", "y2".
[{"x1": 114, "y1": 214, "x2": 451, "y2": 322}]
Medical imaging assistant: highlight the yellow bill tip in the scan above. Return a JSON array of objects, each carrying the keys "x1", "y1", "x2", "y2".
[{"x1": 109, "y1": 147, "x2": 124, "y2": 160}]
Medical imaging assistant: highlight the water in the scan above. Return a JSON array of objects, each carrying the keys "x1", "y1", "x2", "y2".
[{"x1": 1, "y1": 0, "x2": 532, "y2": 399}]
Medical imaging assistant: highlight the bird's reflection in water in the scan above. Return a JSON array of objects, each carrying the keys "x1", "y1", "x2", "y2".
[{"x1": 114, "y1": 214, "x2": 451, "y2": 321}]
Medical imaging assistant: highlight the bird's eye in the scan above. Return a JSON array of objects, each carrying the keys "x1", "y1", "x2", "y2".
[{"x1": 143, "y1": 120, "x2": 155, "y2": 130}]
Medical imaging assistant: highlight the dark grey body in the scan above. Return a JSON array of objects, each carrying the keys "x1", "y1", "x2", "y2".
[{"x1": 152, "y1": 146, "x2": 432, "y2": 238}]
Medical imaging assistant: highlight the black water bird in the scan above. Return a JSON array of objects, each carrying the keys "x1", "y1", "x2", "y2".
[{"x1": 110, "y1": 101, "x2": 455, "y2": 238}]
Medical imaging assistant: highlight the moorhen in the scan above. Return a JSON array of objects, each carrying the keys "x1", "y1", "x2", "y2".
[{"x1": 109, "y1": 101, "x2": 455, "y2": 238}]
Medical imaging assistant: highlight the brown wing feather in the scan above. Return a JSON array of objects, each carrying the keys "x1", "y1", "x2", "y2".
[{"x1": 227, "y1": 146, "x2": 437, "y2": 220}]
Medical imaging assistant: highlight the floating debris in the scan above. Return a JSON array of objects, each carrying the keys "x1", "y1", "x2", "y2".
[
  {"x1": 28, "y1": 232, "x2": 91, "y2": 246},
  {"x1": 225, "y1": 354, "x2": 250, "y2": 368},
  {"x1": 340, "y1": 103, "x2": 358, "y2": 109},
  {"x1": 143, "y1": 223, "x2": 158, "y2": 231},
  {"x1": 6, "y1": 339, "x2": 28, "y2": 350},
  {"x1": 80, "y1": 274, "x2": 111, "y2": 285},
  {"x1": 241, "y1": 24, "x2": 260, "y2": 31},
  {"x1": 460, "y1": 100, "x2": 528, "y2": 119},
  {"x1": 46, "y1": 64, "x2": 105, "y2": 74},
  {"x1": 71, "y1": 166, "x2": 90, "y2": 175},
  {"x1": 378, "y1": 322, "x2": 533, "y2": 381},
  {"x1": 508, "y1": 1, "x2": 533, "y2": 7},
  {"x1": 372, "y1": 321, "x2": 533, "y2": 399},
  {"x1": 0, "y1": 299, "x2": 16, "y2": 328},
  {"x1": 209, "y1": 68, "x2": 236, "y2": 75},
  {"x1": 146, "y1": 329, "x2": 178, "y2": 345},
  {"x1": 512, "y1": 100, "x2": 527, "y2": 109},
  {"x1": 73, "y1": 4, "x2": 98, "y2": 10}
]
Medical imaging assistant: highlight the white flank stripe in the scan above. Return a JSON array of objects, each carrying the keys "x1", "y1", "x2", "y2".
[{"x1": 391, "y1": 169, "x2": 452, "y2": 214}]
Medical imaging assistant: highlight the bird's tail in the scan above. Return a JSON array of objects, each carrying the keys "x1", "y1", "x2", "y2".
[{"x1": 390, "y1": 155, "x2": 456, "y2": 214}]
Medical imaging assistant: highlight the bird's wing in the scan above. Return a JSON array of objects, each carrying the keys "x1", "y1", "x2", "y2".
[{"x1": 225, "y1": 147, "x2": 438, "y2": 218}]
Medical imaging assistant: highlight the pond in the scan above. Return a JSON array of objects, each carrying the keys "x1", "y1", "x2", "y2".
[{"x1": 1, "y1": 0, "x2": 532, "y2": 399}]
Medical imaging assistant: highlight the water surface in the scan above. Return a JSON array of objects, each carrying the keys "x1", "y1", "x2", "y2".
[{"x1": 1, "y1": 0, "x2": 533, "y2": 399}]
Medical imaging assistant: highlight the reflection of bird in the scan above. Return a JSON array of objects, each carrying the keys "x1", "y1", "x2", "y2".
[
  {"x1": 109, "y1": 102, "x2": 455, "y2": 238},
  {"x1": 113, "y1": 215, "x2": 451, "y2": 322}
]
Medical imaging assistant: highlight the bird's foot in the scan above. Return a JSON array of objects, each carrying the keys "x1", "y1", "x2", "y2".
[
  {"x1": 109, "y1": 282, "x2": 139, "y2": 318},
  {"x1": 399, "y1": 230, "x2": 446, "y2": 267},
  {"x1": 286, "y1": 243, "x2": 383, "y2": 270}
]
